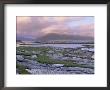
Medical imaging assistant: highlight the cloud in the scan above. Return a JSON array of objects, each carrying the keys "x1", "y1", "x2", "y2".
[
  {"x1": 72, "y1": 23, "x2": 94, "y2": 37},
  {"x1": 52, "y1": 17, "x2": 70, "y2": 22},
  {"x1": 16, "y1": 16, "x2": 54, "y2": 36},
  {"x1": 41, "y1": 25, "x2": 71, "y2": 35},
  {"x1": 17, "y1": 16, "x2": 31, "y2": 24},
  {"x1": 78, "y1": 23, "x2": 94, "y2": 31},
  {"x1": 16, "y1": 16, "x2": 94, "y2": 39}
]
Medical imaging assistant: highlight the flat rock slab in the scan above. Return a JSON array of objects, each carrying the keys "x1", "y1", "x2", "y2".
[
  {"x1": 52, "y1": 64, "x2": 64, "y2": 67},
  {"x1": 16, "y1": 55, "x2": 24, "y2": 61}
]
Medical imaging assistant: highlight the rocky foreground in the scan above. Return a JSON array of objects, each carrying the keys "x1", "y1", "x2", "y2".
[{"x1": 16, "y1": 45, "x2": 94, "y2": 74}]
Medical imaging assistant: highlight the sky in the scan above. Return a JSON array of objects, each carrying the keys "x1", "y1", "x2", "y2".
[{"x1": 16, "y1": 16, "x2": 94, "y2": 40}]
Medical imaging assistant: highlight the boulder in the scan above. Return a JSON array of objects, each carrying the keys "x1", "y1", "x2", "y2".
[
  {"x1": 32, "y1": 51, "x2": 37, "y2": 54},
  {"x1": 36, "y1": 51, "x2": 41, "y2": 54},
  {"x1": 52, "y1": 64, "x2": 64, "y2": 67},
  {"x1": 61, "y1": 57, "x2": 72, "y2": 60},
  {"x1": 51, "y1": 53, "x2": 63, "y2": 60},
  {"x1": 16, "y1": 55, "x2": 24, "y2": 61},
  {"x1": 48, "y1": 50, "x2": 54, "y2": 54},
  {"x1": 72, "y1": 57, "x2": 81, "y2": 61},
  {"x1": 91, "y1": 55, "x2": 94, "y2": 59},
  {"x1": 16, "y1": 51, "x2": 21, "y2": 55},
  {"x1": 31, "y1": 55, "x2": 37, "y2": 59}
]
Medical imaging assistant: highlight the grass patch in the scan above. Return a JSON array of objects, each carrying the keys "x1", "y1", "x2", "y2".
[
  {"x1": 16, "y1": 64, "x2": 30, "y2": 74},
  {"x1": 37, "y1": 55, "x2": 92, "y2": 69},
  {"x1": 37, "y1": 55, "x2": 74, "y2": 65},
  {"x1": 16, "y1": 46, "x2": 52, "y2": 55}
]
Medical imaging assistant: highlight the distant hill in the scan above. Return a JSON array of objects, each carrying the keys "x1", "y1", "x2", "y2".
[
  {"x1": 36, "y1": 33, "x2": 94, "y2": 42},
  {"x1": 16, "y1": 40, "x2": 22, "y2": 43},
  {"x1": 17, "y1": 35, "x2": 34, "y2": 41}
]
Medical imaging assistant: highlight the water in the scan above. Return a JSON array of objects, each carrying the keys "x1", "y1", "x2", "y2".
[
  {"x1": 17, "y1": 43, "x2": 84, "y2": 48},
  {"x1": 17, "y1": 43, "x2": 94, "y2": 50},
  {"x1": 32, "y1": 44, "x2": 84, "y2": 48}
]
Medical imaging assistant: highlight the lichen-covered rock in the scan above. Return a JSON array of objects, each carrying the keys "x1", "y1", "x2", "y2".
[
  {"x1": 91, "y1": 55, "x2": 94, "y2": 59},
  {"x1": 61, "y1": 57, "x2": 72, "y2": 60},
  {"x1": 48, "y1": 50, "x2": 54, "y2": 54},
  {"x1": 31, "y1": 55, "x2": 37, "y2": 59},
  {"x1": 52, "y1": 64, "x2": 64, "y2": 67},
  {"x1": 32, "y1": 51, "x2": 37, "y2": 54},
  {"x1": 16, "y1": 55, "x2": 24, "y2": 61},
  {"x1": 50, "y1": 53, "x2": 63, "y2": 60}
]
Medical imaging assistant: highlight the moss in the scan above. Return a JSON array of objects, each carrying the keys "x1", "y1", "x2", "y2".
[{"x1": 16, "y1": 64, "x2": 30, "y2": 74}]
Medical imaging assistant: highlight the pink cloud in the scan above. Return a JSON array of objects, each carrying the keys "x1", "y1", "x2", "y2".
[
  {"x1": 78, "y1": 23, "x2": 94, "y2": 31},
  {"x1": 17, "y1": 16, "x2": 31, "y2": 24},
  {"x1": 41, "y1": 25, "x2": 73, "y2": 35},
  {"x1": 72, "y1": 23, "x2": 94, "y2": 37},
  {"x1": 16, "y1": 16, "x2": 94, "y2": 39}
]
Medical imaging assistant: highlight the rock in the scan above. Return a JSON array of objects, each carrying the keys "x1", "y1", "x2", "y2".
[
  {"x1": 61, "y1": 57, "x2": 72, "y2": 60},
  {"x1": 31, "y1": 55, "x2": 37, "y2": 59},
  {"x1": 21, "y1": 50, "x2": 25, "y2": 52},
  {"x1": 24, "y1": 51, "x2": 31, "y2": 56},
  {"x1": 17, "y1": 59, "x2": 94, "y2": 74},
  {"x1": 72, "y1": 57, "x2": 81, "y2": 61},
  {"x1": 24, "y1": 56, "x2": 31, "y2": 59},
  {"x1": 81, "y1": 48, "x2": 94, "y2": 52},
  {"x1": 32, "y1": 51, "x2": 37, "y2": 54},
  {"x1": 91, "y1": 55, "x2": 94, "y2": 59},
  {"x1": 52, "y1": 64, "x2": 64, "y2": 67},
  {"x1": 16, "y1": 68, "x2": 19, "y2": 74},
  {"x1": 52, "y1": 54, "x2": 59, "y2": 59},
  {"x1": 83, "y1": 68, "x2": 94, "y2": 74},
  {"x1": 55, "y1": 49, "x2": 62, "y2": 52},
  {"x1": 50, "y1": 53, "x2": 63, "y2": 60},
  {"x1": 25, "y1": 50, "x2": 29, "y2": 53},
  {"x1": 57, "y1": 53, "x2": 63, "y2": 57},
  {"x1": 73, "y1": 58, "x2": 94, "y2": 67},
  {"x1": 16, "y1": 55, "x2": 24, "y2": 61},
  {"x1": 48, "y1": 50, "x2": 54, "y2": 54},
  {"x1": 17, "y1": 59, "x2": 40, "y2": 69},
  {"x1": 16, "y1": 51, "x2": 21, "y2": 55},
  {"x1": 61, "y1": 57, "x2": 69, "y2": 60}
]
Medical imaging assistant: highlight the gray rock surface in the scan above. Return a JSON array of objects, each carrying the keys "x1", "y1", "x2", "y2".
[
  {"x1": 31, "y1": 55, "x2": 37, "y2": 59},
  {"x1": 17, "y1": 59, "x2": 94, "y2": 74},
  {"x1": 16, "y1": 45, "x2": 94, "y2": 74},
  {"x1": 52, "y1": 64, "x2": 64, "y2": 67},
  {"x1": 16, "y1": 55, "x2": 24, "y2": 61}
]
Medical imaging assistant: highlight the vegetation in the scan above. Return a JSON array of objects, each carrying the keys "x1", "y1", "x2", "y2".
[
  {"x1": 37, "y1": 55, "x2": 93, "y2": 69},
  {"x1": 16, "y1": 64, "x2": 30, "y2": 74}
]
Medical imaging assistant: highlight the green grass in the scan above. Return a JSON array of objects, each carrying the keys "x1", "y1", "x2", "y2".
[
  {"x1": 16, "y1": 46, "x2": 52, "y2": 55},
  {"x1": 17, "y1": 46, "x2": 51, "y2": 52},
  {"x1": 16, "y1": 64, "x2": 30, "y2": 74},
  {"x1": 37, "y1": 55, "x2": 93, "y2": 69},
  {"x1": 37, "y1": 55, "x2": 75, "y2": 65}
]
